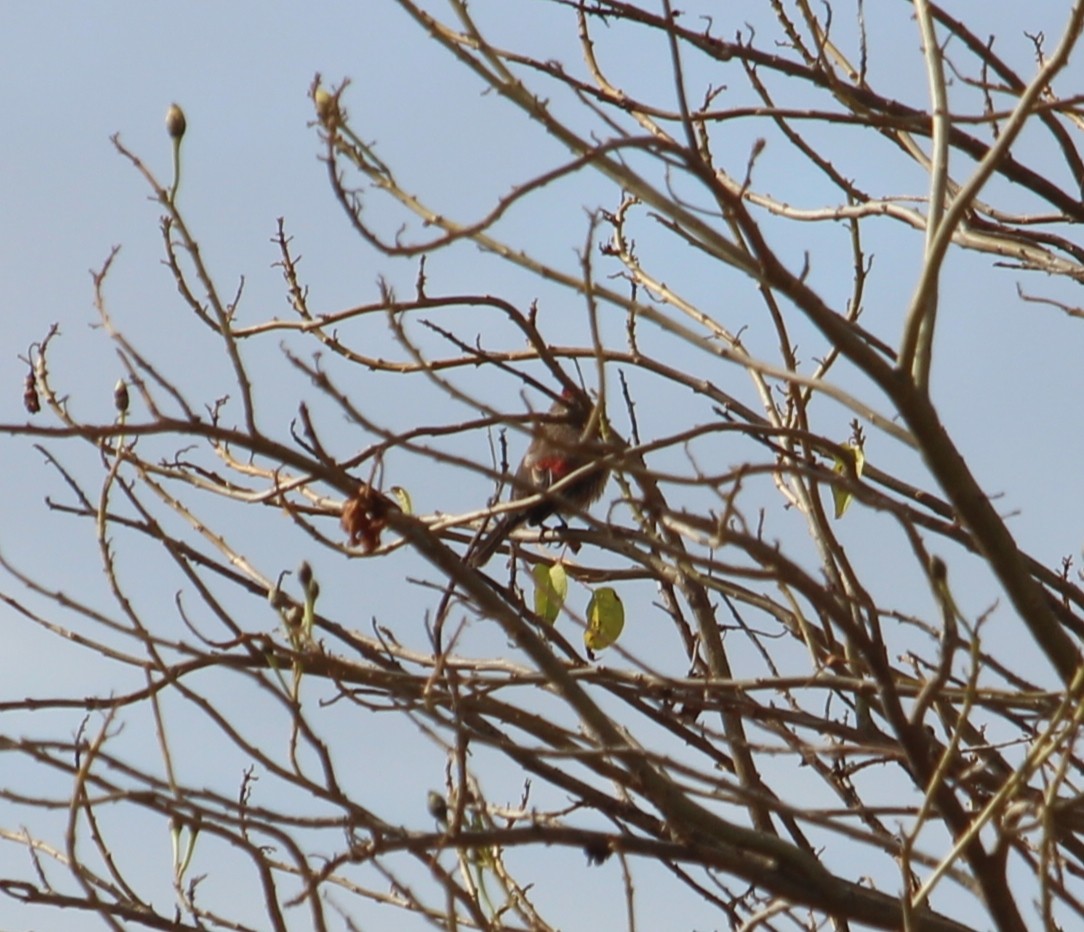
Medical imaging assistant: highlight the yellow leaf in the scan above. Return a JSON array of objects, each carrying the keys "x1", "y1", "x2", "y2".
[
  {"x1": 584, "y1": 587, "x2": 624, "y2": 651},
  {"x1": 831, "y1": 441, "x2": 865, "y2": 519},
  {"x1": 532, "y1": 562, "x2": 568, "y2": 624},
  {"x1": 390, "y1": 485, "x2": 413, "y2": 515}
]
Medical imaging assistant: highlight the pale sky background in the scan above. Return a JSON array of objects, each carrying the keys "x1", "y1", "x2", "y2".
[{"x1": 4, "y1": 3, "x2": 1084, "y2": 930}]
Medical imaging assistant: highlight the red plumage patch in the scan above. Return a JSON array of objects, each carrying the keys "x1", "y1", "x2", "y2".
[{"x1": 533, "y1": 455, "x2": 572, "y2": 478}]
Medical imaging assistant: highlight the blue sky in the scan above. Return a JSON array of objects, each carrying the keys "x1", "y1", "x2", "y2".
[
  {"x1": 1, "y1": 6, "x2": 716, "y2": 929},
  {"x1": 4, "y1": 3, "x2": 1084, "y2": 929}
]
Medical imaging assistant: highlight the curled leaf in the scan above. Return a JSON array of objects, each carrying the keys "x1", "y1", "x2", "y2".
[
  {"x1": 298, "y1": 562, "x2": 319, "y2": 639},
  {"x1": 426, "y1": 790, "x2": 448, "y2": 825},
  {"x1": 23, "y1": 369, "x2": 39, "y2": 415},
  {"x1": 831, "y1": 440, "x2": 865, "y2": 519},
  {"x1": 584, "y1": 587, "x2": 624, "y2": 651},
  {"x1": 340, "y1": 483, "x2": 399, "y2": 553},
  {"x1": 583, "y1": 838, "x2": 612, "y2": 866},
  {"x1": 390, "y1": 485, "x2": 413, "y2": 515},
  {"x1": 532, "y1": 561, "x2": 568, "y2": 624}
]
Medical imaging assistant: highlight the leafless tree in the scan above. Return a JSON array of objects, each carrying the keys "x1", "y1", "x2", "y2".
[{"x1": 5, "y1": 2, "x2": 1084, "y2": 930}]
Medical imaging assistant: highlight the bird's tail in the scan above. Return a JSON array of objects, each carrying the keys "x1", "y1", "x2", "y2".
[{"x1": 467, "y1": 511, "x2": 526, "y2": 567}]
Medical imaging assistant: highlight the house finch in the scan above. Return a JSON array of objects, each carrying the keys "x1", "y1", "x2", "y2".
[{"x1": 469, "y1": 387, "x2": 609, "y2": 566}]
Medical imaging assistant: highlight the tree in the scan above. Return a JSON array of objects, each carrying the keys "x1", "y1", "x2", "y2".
[{"x1": 4, "y1": 2, "x2": 1084, "y2": 929}]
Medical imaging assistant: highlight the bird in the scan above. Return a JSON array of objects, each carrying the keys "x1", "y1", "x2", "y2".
[{"x1": 469, "y1": 387, "x2": 609, "y2": 567}]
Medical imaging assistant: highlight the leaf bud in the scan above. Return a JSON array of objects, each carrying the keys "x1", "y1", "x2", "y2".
[
  {"x1": 166, "y1": 103, "x2": 187, "y2": 141},
  {"x1": 114, "y1": 379, "x2": 129, "y2": 415}
]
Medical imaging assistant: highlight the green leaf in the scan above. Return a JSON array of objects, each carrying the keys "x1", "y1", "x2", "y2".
[
  {"x1": 831, "y1": 441, "x2": 866, "y2": 519},
  {"x1": 584, "y1": 587, "x2": 624, "y2": 651},
  {"x1": 532, "y1": 561, "x2": 568, "y2": 624},
  {"x1": 390, "y1": 485, "x2": 413, "y2": 515}
]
